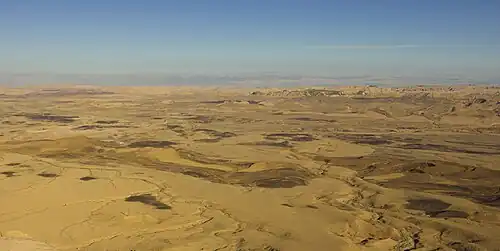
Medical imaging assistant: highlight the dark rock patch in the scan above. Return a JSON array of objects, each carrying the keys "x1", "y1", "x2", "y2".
[
  {"x1": 239, "y1": 141, "x2": 292, "y2": 148},
  {"x1": 353, "y1": 138, "x2": 392, "y2": 145},
  {"x1": 80, "y1": 176, "x2": 98, "y2": 181},
  {"x1": 281, "y1": 203, "x2": 293, "y2": 207},
  {"x1": 427, "y1": 210, "x2": 469, "y2": 219},
  {"x1": 125, "y1": 194, "x2": 171, "y2": 210},
  {"x1": 182, "y1": 115, "x2": 223, "y2": 123},
  {"x1": 305, "y1": 205, "x2": 319, "y2": 209},
  {"x1": 74, "y1": 124, "x2": 131, "y2": 130},
  {"x1": 195, "y1": 138, "x2": 222, "y2": 143},
  {"x1": 25, "y1": 114, "x2": 78, "y2": 123},
  {"x1": 6, "y1": 163, "x2": 21, "y2": 166},
  {"x1": 253, "y1": 176, "x2": 307, "y2": 188},
  {"x1": 166, "y1": 124, "x2": 186, "y2": 135},
  {"x1": 369, "y1": 108, "x2": 393, "y2": 118},
  {"x1": 152, "y1": 161, "x2": 311, "y2": 189},
  {"x1": 37, "y1": 172, "x2": 59, "y2": 178},
  {"x1": 473, "y1": 98, "x2": 487, "y2": 104},
  {"x1": 288, "y1": 117, "x2": 336, "y2": 123},
  {"x1": 128, "y1": 140, "x2": 177, "y2": 148},
  {"x1": 396, "y1": 143, "x2": 500, "y2": 155},
  {"x1": 74, "y1": 125, "x2": 104, "y2": 130},
  {"x1": 396, "y1": 162, "x2": 436, "y2": 174},
  {"x1": 181, "y1": 170, "x2": 211, "y2": 178},
  {"x1": 23, "y1": 89, "x2": 114, "y2": 97},
  {"x1": 1, "y1": 171, "x2": 17, "y2": 177},
  {"x1": 407, "y1": 199, "x2": 451, "y2": 212},
  {"x1": 95, "y1": 120, "x2": 119, "y2": 124},
  {"x1": 200, "y1": 100, "x2": 226, "y2": 104},
  {"x1": 407, "y1": 199, "x2": 468, "y2": 218},
  {"x1": 265, "y1": 133, "x2": 314, "y2": 142},
  {"x1": 317, "y1": 155, "x2": 500, "y2": 208},
  {"x1": 329, "y1": 134, "x2": 393, "y2": 145},
  {"x1": 360, "y1": 238, "x2": 373, "y2": 245},
  {"x1": 194, "y1": 129, "x2": 236, "y2": 138},
  {"x1": 471, "y1": 195, "x2": 500, "y2": 207},
  {"x1": 167, "y1": 124, "x2": 183, "y2": 131},
  {"x1": 249, "y1": 91, "x2": 265, "y2": 95}
]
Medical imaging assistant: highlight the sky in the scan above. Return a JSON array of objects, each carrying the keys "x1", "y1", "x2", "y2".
[{"x1": 0, "y1": 0, "x2": 499, "y2": 85}]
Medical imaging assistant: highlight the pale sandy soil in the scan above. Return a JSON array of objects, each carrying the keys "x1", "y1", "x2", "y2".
[{"x1": 0, "y1": 85, "x2": 499, "y2": 251}]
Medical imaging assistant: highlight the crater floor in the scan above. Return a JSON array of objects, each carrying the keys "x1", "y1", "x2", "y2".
[{"x1": 0, "y1": 85, "x2": 499, "y2": 251}]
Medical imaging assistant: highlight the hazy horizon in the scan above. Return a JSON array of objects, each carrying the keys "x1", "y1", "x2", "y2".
[{"x1": 1, "y1": 1, "x2": 499, "y2": 86}]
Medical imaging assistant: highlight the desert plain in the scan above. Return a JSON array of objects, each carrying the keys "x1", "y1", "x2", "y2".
[{"x1": 0, "y1": 84, "x2": 499, "y2": 251}]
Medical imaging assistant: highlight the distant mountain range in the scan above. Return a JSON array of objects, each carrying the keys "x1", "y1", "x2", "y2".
[{"x1": 0, "y1": 72, "x2": 497, "y2": 87}]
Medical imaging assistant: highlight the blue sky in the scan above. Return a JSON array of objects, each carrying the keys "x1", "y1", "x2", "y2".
[{"x1": 1, "y1": 0, "x2": 499, "y2": 84}]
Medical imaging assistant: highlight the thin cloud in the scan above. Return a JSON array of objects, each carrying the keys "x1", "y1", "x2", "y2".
[
  {"x1": 306, "y1": 44, "x2": 496, "y2": 50},
  {"x1": 306, "y1": 44, "x2": 422, "y2": 50}
]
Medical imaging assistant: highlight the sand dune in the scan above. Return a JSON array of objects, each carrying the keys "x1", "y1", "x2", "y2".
[{"x1": 0, "y1": 85, "x2": 499, "y2": 250}]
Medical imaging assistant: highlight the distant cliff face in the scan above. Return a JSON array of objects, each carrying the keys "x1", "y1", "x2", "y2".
[{"x1": 249, "y1": 88, "x2": 345, "y2": 97}]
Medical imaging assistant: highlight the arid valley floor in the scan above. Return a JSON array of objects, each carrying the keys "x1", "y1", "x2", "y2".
[{"x1": 0, "y1": 85, "x2": 499, "y2": 251}]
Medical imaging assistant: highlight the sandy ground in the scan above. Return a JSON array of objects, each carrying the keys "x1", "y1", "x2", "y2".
[{"x1": 0, "y1": 85, "x2": 499, "y2": 250}]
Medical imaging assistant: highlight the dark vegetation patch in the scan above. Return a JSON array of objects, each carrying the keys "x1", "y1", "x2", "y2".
[
  {"x1": 6, "y1": 163, "x2": 21, "y2": 166},
  {"x1": 37, "y1": 172, "x2": 59, "y2": 178},
  {"x1": 125, "y1": 194, "x2": 171, "y2": 210},
  {"x1": 128, "y1": 140, "x2": 177, "y2": 148},
  {"x1": 1, "y1": 171, "x2": 17, "y2": 177},
  {"x1": 80, "y1": 176, "x2": 98, "y2": 181},
  {"x1": 25, "y1": 114, "x2": 78, "y2": 123},
  {"x1": 305, "y1": 205, "x2": 319, "y2": 209},
  {"x1": 265, "y1": 133, "x2": 315, "y2": 142},
  {"x1": 281, "y1": 203, "x2": 293, "y2": 207}
]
